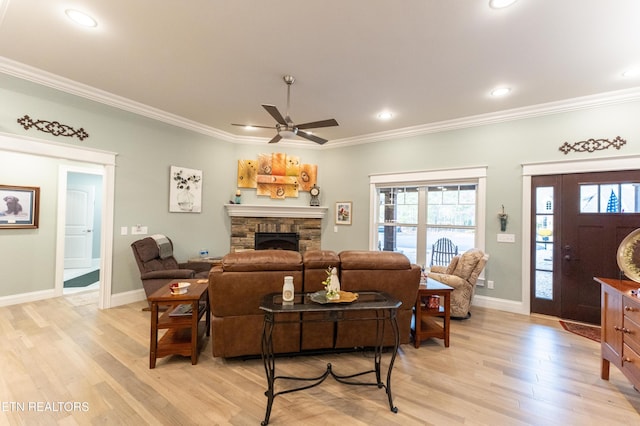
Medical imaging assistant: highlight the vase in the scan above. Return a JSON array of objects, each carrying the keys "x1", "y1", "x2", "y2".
[
  {"x1": 177, "y1": 188, "x2": 194, "y2": 211},
  {"x1": 500, "y1": 216, "x2": 507, "y2": 232}
]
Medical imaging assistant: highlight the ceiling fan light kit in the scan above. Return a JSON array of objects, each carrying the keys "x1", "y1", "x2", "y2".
[{"x1": 232, "y1": 75, "x2": 338, "y2": 145}]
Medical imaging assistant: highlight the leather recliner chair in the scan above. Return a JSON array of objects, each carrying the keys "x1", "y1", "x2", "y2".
[{"x1": 131, "y1": 236, "x2": 212, "y2": 303}]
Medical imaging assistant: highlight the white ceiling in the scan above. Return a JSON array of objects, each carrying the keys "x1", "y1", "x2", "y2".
[{"x1": 1, "y1": 0, "x2": 640, "y2": 145}]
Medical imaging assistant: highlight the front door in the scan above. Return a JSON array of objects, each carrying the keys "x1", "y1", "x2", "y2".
[{"x1": 532, "y1": 171, "x2": 640, "y2": 324}]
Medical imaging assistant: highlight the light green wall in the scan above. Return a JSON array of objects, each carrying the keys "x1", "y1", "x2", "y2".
[{"x1": 1, "y1": 72, "x2": 640, "y2": 306}]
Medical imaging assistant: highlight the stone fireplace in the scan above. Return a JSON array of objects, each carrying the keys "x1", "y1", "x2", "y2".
[
  {"x1": 225, "y1": 204, "x2": 328, "y2": 253},
  {"x1": 255, "y1": 232, "x2": 299, "y2": 251}
]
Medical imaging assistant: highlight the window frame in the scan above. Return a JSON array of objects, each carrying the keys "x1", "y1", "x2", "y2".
[{"x1": 369, "y1": 167, "x2": 487, "y2": 269}]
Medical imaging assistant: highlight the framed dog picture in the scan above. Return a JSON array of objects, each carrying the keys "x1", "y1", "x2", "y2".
[{"x1": 0, "y1": 185, "x2": 40, "y2": 229}]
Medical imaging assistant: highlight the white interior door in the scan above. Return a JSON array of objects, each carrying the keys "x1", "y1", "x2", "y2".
[{"x1": 64, "y1": 185, "x2": 94, "y2": 269}]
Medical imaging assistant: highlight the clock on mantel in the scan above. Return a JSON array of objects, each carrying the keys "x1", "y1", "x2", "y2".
[{"x1": 309, "y1": 184, "x2": 320, "y2": 206}]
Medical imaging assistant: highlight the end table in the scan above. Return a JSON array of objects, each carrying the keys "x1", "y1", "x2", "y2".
[
  {"x1": 148, "y1": 279, "x2": 210, "y2": 368},
  {"x1": 412, "y1": 278, "x2": 453, "y2": 348}
]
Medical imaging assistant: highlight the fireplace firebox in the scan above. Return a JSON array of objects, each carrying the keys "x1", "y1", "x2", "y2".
[{"x1": 254, "y1": 232, "x2": 300, "y2": 251}]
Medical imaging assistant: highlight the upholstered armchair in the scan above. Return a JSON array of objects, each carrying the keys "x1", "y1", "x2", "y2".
[
  {"x1": 427, "y1": 248, "x2": 489, "y2": 319},
  {"x1": 131, "y1": 236, "x2": 212, "y2": 302}
]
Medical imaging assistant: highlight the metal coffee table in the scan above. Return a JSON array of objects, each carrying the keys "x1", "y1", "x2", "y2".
[{"x1": 259, "y1": 291, "x2": 401, "y2": 425}]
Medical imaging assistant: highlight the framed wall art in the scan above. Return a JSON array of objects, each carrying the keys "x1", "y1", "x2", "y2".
[
  {"x1": 170, "y1": 166, "x2": 202, "y2": 213},
  {"x1": 335, "y1": 201, "x2": 352, "y2": 225},
  {"x1": 0, "y1": 185, "x2": 40, "y2": 229}
]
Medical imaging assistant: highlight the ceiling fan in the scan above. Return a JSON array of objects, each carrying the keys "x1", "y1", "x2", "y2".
[{"x1": 232, "y1": 75, "x2": 339, "y2": 145}]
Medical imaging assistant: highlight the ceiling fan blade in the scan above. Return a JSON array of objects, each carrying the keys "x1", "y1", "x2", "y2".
[
  {"x1": 262, "y1": 105, "x2": 287, "y2": 125},
  {"x1": 296, "y1": 118, "x2": 339, "y2": 130},
  {"x1": 298, "y1": 130, "x2": 327, "y2": 145},
  {"x1": 268, "y1": 134, "x2": 283, "y2": 144},
  {"x1": 231, "y1": 123, "x2": 276, "y2": 129}
]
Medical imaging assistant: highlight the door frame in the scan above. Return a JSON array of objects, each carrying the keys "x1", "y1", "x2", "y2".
[
  {"x1": 0, "y1": 131, "x2": 116, "y2": 309},
  {"x1": 522, "y1": 154, "x2": 640, "y2": 316},
  {"x1": 56, "y1": 165, "x2": 113, "y2": 309}
]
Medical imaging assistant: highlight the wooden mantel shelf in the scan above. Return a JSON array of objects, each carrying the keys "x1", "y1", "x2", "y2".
[{"x1": 224, "y1": 204, "x2": 328, "y2": 219}]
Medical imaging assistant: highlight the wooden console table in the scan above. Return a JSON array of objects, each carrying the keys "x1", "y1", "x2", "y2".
[
  {"x1": 148, "y1": 279, "x2": 210, "y2": 369},
  {"x1": 412, "y1": 278, "x2": 453, "y2": 348}
]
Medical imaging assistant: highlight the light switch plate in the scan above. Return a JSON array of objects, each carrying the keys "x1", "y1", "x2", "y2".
[
  {"x1": 120, "y1": 226, "x2": 128, "y2": 235},
  {"x1": 497, "y1": 233, "x2": 516, "y2": 243}
]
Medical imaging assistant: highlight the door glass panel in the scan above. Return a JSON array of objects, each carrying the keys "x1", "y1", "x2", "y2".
[
  {"x1": 580, "y1": 182, "x2": 640, "y2": 213},
  {"x1": 600, "y1": 184, "x2": 619, "y2": 213},
  {"x1": 534, "y1": 186, "x2": 553, "y2": 300},
  {"x1": 580, "y1": 185, "x2": 598, "y2": 213},
  {"x1": 621, "y1": 183, "x2": 640, "y2": 213}
]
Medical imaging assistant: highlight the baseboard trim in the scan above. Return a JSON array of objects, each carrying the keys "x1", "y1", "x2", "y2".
[
  {"x1": 473, "y1": 294, "x2": 529, "y2": 315},
  {"x1": 0, "y1": 289, "x2": 56, "y2": 307},
  {"x1": 110, "y1": 289, "x2": 146, "y2": 307}
]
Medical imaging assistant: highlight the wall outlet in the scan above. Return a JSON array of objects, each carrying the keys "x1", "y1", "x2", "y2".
[
  {"x1": 487, "y1": 280, "x2": 494, "y2": 289},
  {"x1": 131, "y1": 225, "x2": 148, "y2": 235}
]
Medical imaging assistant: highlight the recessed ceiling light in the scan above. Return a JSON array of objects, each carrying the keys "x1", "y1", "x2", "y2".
[
  {"x1": 491, "y1": 87, "x2": 511, "y2": 97},
  {"x1": 65, "y1": 9, "x2": 97, "y2": 27},
  {"x1": 377, "y1": 111, "x2": 393, "y2": 120},
  {"x1": 489, "y1": 0, "x2": 518, "y2": 9},
  {"x1": 622, "y1": 68, "x2": 640, "y2": 78},
  {"x1": 244, "y1": 125, "x2": 256, "y2": 130}
]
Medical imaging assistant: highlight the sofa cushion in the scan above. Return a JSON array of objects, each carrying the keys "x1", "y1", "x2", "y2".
[
  {"x1": 136, "y1": 237, "x2": 161, "y2": 263},
  {"x1": 144, "y1": 257, "x2": 179, "y2": 272},
  {"x1": 339, "y1": 250, "x2": 410, "y2": 270},
  {"x1": 446, "y1": 256, "x2": 459, "y2": 275},
  {"x1": 222, "y1": 249, "x2": 303, "y2": 272},
  {"x1": 303, "y1": 250, "x2": 339, "y2": 269},
  {"x1": 452, "y1": 249, "x2": 484, "y2": 281}
]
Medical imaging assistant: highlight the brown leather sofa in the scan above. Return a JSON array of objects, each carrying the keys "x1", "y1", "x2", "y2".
[{"x1": 208, "y1": 249, "x2": 420, "y2": 358}]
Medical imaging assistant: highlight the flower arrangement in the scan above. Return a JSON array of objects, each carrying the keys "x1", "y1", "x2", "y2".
[{"x1": 173, "y1": 169, "x2": 201, "y2": 191}]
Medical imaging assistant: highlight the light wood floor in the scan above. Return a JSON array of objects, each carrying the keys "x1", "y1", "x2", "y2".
[{"x1": 1, "y1": 292, "x2": 639, "y2": 426}]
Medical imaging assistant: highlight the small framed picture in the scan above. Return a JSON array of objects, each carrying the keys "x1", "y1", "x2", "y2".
[
  {"x1": 335, "y1": 201, "x2": 352, "y2": 225},
  {"x1": 0, "y1": 185, "x2": 40, "y2": 229}
]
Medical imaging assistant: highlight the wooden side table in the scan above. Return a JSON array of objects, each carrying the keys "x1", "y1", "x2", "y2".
[
  {"x1": 411, "y1": 278, "x2": 453, "y2": 348},
  {"x1": 148, "y1": 279, "x2": 210, "y2": 368}
]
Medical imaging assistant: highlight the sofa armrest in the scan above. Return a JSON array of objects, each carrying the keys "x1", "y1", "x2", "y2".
[
  {"x1": 141, "y1": 269, "x2": 194, "y2": 280},
  {"x1": 427, "y1": 272, "x2": 469, "y2": 291}
]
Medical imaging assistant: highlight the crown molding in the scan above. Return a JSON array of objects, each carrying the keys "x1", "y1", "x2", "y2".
[
  {"x1": 326, "y1": 86, "x2": 640, "y2": 148},
  {"x1": 3, "y1": 56, "x2": 640, "y2": 148},
  {"x1": 0, "y1": 56, "x2": 238, "y2": 142}
]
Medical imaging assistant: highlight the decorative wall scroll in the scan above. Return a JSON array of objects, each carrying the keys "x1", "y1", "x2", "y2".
[
  {"x1": 558, "y1": 136, "x2": 626, "y2": 155},
  {"x1": 0, "y1": 185, "x2": 40, "y2": 229},
  {"x1": 237, "y1": 152, "x2": 317, "y2": 199},
  {"x1": 17, "y1": 114, "x2": 89, "y2": 141}
]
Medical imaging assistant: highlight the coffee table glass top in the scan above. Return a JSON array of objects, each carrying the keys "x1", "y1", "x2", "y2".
[{"x1": 260, "y1": 291, "x2": 401, "y2": 313}]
